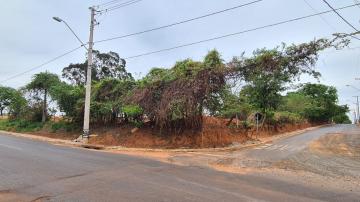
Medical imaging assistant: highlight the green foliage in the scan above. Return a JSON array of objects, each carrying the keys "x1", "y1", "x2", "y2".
[
  {"x1": 50, "y1": 82, "x2": 84, "y2": 122},
  {"x1": 91, "y1": 78, "x2": 136, "y2": 124},
  {"x1": 26, "y1": 71, "x2": 60, "y2": 93},
  {"x1": 218, "y1": 89, "x2": 252, "y2": 119},
  {"x1": 122, "y1": 105, "x2": 144, "y2": 127},
  {"x1": 122, "y1": 105, "x2": 143, "y2": 118},
  {"x1": 279, "y1": 92, "x2": 312, "y2": 115},
  {"x1": 298, "y1": 83, "x2": 349, "y2": 123},
  {"x1": 229, "y1": 39, "x2": 335, "y2": 113},
  {"x1": 49, "y1": 120, "x2": 79, "y2": 132},
  {"x1": 332, "y1": 113, "x2": 351, "y2": 124},
  {"x1": 0, "y1": 119, "x2": 43, "y2": 132},
  {"x1": 62, "y1": 50, "x2": 132, "y2": 85},
  {"x1": 0, "y1": 86, "x2": 27, "y2": 118},
  {"x1": 2, "y1": 40, "x2": 351, "y2": 136},
  {"x1": 273, "y1": 111, "x2": 303, "y2": 125},
  {"x1": 26, "y1": 71, "x2": 61, "y2": 122}
]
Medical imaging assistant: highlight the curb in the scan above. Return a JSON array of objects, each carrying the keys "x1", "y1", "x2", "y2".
[{"x1": 0, "y1": 124, "x2": 331, "y2": 153}]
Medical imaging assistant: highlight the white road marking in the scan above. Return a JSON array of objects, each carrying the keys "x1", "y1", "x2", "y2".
[{"x1": 0, "y1": 143, "x2": 22, "y2": 151}]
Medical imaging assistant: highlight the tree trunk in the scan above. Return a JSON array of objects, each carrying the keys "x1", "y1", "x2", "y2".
[{"x1": 42, "y1": 89, "x2": 47, "y2": 123}]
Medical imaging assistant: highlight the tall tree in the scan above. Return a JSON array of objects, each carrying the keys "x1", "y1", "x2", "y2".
[
  {"x1": 0, "y1": 87, "x2": 13, "y2": 116},
  {"x1": 0, "y1": 87, "x2": 26, "y2": 117},
  {"x1": 299, "y1": 83, "x2": 349, "y2": 123},
  {"x1": 228, "y1": 39, "x2": 338, "y2": 113},
  {"x1": 62, "y1": 50, "x2": 132, "y2": 85},
  {"x1": 26, "y1": 72, "x2": 60, "y2": 122}
]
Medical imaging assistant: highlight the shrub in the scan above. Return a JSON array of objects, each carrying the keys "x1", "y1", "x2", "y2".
[
  {"x1": 0, "y1": 119, "x2": 44, "y2": 132},
  {"x1": 274, "y1": 111, "x2": 303, "y2": 125},
  {"x1": 123, "y1": 105, "x2": 143, "y2": 118},
  {"x1": 49, "y1": 121, "x2": 79, "y2": 132}
]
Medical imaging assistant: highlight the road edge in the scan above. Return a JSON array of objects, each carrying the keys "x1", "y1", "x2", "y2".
[{"x1": 0, "y1": 124, "x2": 331, "y2": 153}]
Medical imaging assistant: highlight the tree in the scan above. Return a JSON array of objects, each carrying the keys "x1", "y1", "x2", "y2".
[
  {"x1": 299, "y1": 83, "x2": 350, "y2": 123},
  {"x1": 228, "y1": 39, "x2": 337, "y2": 113},
  {"x1": 49, "y1": 82, "x2": 85, "y2": 123},
  {"x1": 0, "y1": 87, "x2": 13, "y2": 116},
  {"x1": 62, "y1": 50, "x2": 132, "y2": 85},
  {"x1": 0, "y1": 86, "x2": 26, "y2": 117},
  {"x1": 279, "y1": 92, "x2": 313, "y2": 115},
  {"x1": 127, "y1": 49, "x2": 227, "y2": 132},
  {"x1": 91, "y1": 78, "x2": 136, "y2": 124},
  {"x1": 26, "y1": 72, "x2": 60, "y2": 122}
]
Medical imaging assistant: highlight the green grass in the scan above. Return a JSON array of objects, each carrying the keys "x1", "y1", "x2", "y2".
[
  {"x1": 0, "y1": 119, "x2": 44, "y2": 132},
  {"x1": 48, "y1": 120, "x2": 79, "y2": 133}
]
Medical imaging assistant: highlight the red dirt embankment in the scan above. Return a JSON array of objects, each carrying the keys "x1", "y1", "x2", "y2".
[{"x1": 89, "y1": 117, "x2": 313, "y2": 149}]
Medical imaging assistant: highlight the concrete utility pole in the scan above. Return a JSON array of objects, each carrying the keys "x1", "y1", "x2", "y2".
[
  {"x1": 82, "y1": 7, "x2": 96, "y2": 142},
  {"x1": 354, "y1": 96, "x2": 360, "y2": 124}
]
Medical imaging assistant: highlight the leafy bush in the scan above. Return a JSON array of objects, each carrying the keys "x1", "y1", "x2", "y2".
[
  {"x1": 273, "y1": 111, "x2": 303, "y2": 125},
  {"x1": 49, "y1": 121, "x2": 79, "y2": 132},
  {"x1": 332, "y1": 114, "x2": 351, "y2": 124},
  {"x1": 123, "y1": 105, "x2": 143, "y2": 118},
  {"x1": 0, "y1": 119, "x2": 44, "y2": 132}
]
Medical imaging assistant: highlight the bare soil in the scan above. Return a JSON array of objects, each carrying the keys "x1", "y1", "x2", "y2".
[
  {"x1": 27, "y1": 129, "x2": 79, "y2": 141},
  {"x1": 275, "y1": 132, "x2": 360, "y2": 179},
  {"x1": 88, "y1": 117, "x2": 313, "y2": 148}
]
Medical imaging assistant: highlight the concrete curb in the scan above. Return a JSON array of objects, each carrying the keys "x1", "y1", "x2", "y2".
[{"x1": 0, "y1": 124, "x2": 331, "y2": 153}]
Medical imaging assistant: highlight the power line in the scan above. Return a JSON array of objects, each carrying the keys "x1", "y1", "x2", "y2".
[
  {"x1": 0, "y1": 46, "x2": 83, "y2": 84},
  {"x1": 99, "y1": 0, "x2": 143, "y2": 12},
  {"x1": 303, "y1": 0, "x2": 360, "y2": 41},
  {"x1": 322, "y1": 0, "x2": 359, "y2": 32},
  {"x1": 354, "y1": 0, "x2": 360, "y2": 9},
  {"x1": 97, "y1": 0, "x2": 125, "y2": 7},
  {"x1": 122, "y1": 3, "x2": 359, "y2": 60},
  {"x1": 302, "y1": 0, "x2": 337, "y2": 31},
  {"x1": 95, "y1": 0, "x2": 263, "y2": 44}
]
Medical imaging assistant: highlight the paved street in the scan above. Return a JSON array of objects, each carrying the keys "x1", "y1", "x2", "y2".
[{"x1": 1, "y1": 125, "x2": 359, "y2": 201}]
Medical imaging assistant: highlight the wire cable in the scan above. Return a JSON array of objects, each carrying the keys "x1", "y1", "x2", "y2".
[
  {"x1": 122, "y1": 3, "x2": 360, "y2": 60},
  {"x1": 303, "y1": 0, "x2": 359, "y2": 41},
  {"x1": 322, "y1": 0, "x2": 359, "y2": 32},
  {"x1": 0, "y1": 46, "x2": 83, "y2": 83},
  {"x1": 95, "y1": 0, "x2": 263, "y2": 44},
  {"x1": 97, "y1": 0, "x2": 125, "y2": 7},
  {"x1": 354, "y1": 0, "x2": 360, "y2": 9},
  {"x1": 302, "y1": 0, "x2": 337, "y2": 31},
  {"x1": 100, "y1": 0, "x2": 143, "y2": 12}
]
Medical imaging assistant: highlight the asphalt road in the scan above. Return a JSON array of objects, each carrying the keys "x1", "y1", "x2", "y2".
[
  {"x1": 0, "y1": 125, "x2": 359, "y2": 202},
  {"x1": 241, "y1": 124, "x2": 352, "y2": 162}
]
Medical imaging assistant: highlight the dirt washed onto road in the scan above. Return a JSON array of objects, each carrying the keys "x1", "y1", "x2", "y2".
[
  {"x1": 111, "y1": 125, "x2": 360, "y2": 194},
  {"x1": 275, "y1": 132, "x2": 360, "y2": 179}
]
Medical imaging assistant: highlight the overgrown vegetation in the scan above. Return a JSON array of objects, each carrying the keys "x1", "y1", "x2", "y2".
[{"x1": 0, "y1": 37, "x2": 352, "y2": 136}]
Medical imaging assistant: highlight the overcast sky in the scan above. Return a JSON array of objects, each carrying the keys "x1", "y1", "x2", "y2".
[{"x1": 1, "y1": 0, "x2": 360, "y2": 116}]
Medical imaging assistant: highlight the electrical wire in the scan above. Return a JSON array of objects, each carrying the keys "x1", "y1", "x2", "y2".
[
  {"x1": 99, "y1": 0, "x2": 143, "y2": 12},
  {"x1": 95, "y1": 0, "x2": 263, "y2": 44},
  {"x1": 0, "y1": 46, "x2": 83, "y2": 84},
  {"x1": 322, "y1": 0, "x2": 359, "y2": 32},
  {"x1": 122, "y1": 3, "x2": 360, "y2": 60},
  {"x1": 97, "y1": 0, "x2": 125, "y2": 7},
  {"x1": 303, "y1": 0, "x2": 359, "y2": 41},
  {"x1": 354, "y1": 0, "x2": 360, "y2": 9},
  {"x1": 302, "y1": 0, "x2": 337, "y2": 31}
]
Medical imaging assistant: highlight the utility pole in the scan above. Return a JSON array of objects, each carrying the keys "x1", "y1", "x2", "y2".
[
  {"x1": 354, "y1": 96, "x2": 360, "y2": 124},
  {"x1": 82, "y1": 7, "x2": 96, "y2": 142}
]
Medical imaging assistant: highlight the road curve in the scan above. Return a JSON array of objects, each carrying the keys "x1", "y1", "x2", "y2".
[
  {"x1": 0, "y1": 126, "x2": 359, "y2": 202},
  {"x1": 242, "y1": 124, "x2": 353, "y2": 162}
]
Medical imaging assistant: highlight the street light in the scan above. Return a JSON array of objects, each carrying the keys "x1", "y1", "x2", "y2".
[
  {"x1": 346, "y1": 84, "x2": 360, "y2": 124},
  {"x1": 346, "y1": 84, "x2": 360, "y2": 91},
  {"x1": 52, "y1": 16, "x2": 88, "y2": 50},
  {"x1": 52, "y1": 11, "x2": 96, "y2": 143}
]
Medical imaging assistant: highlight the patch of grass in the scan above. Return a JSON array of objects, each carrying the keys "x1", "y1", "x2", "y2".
[
  {"x1": 0, "y1": 119, "x2": 44, "y2": 132},
  {"x1": 48, "y1": 120, "x2": 79, "y2": 133}
]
